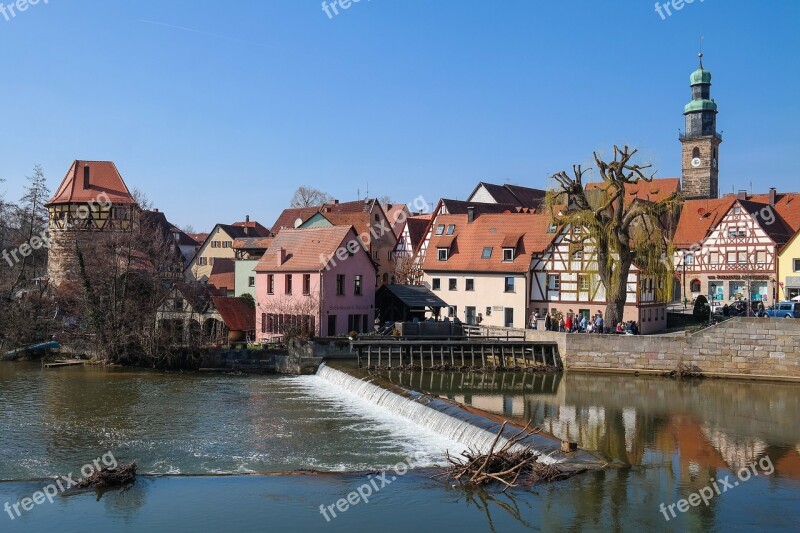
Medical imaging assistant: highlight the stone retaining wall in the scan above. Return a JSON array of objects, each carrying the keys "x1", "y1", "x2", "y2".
[{"x1": 562, "y1": 318, "x2": 800, "y2": 379}]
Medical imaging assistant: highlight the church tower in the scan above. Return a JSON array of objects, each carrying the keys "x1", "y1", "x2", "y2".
[{"x1": 681, "y1": 53, "x2": 721, "y2": 199}]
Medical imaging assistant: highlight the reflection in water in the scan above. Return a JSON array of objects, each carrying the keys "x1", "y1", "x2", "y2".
[{"x1": 378, "y1": 369, "x2": 800, "y2": 478}]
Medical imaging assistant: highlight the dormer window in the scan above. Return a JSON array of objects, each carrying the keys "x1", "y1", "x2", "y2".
[
  {"x1": 435, "y1": 224, "x2": 445, "y2": 236},
  {"x1": 446, "y1": 224, "x2": 455, "y2": 235},
  {"x1": 502, "y1": 248, "x2": 515, "y2": 262},
  {"x1": 547, "y1": 224, "x2": 557, "y2": 233},
  {"x1": 481, "y1": 247, "x2": 493, "y2": 259},
  {"x1": 438, "y1": 248, "x2": 449, "y2": 261}
]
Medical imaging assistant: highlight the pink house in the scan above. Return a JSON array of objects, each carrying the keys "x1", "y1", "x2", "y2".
[{"x1": 254, "y1": 226, "x2": 377, "y2": 339}]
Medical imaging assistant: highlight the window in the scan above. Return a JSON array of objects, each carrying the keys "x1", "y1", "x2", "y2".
[
  {"x1": 503, "y1": 248, "x2": 515, "y2": 262},
  {"x1": 727, "y1": 252, "x2": 736, "y2": 263},
  {"x1": 261, "y1": 313, "x2": 266, "y2": 333},
  {"x1": 728, "y1": 228, "x2": 746, "y2": 239},
  {"x1": 504, "y1": 277, "x2": 515, "y2": 293},
  {"x1": 211, "y1": 241, "x2": 220, "y2": 248},
  {"x1": 738, "y1": 251, "x2": 747, "y2": 263},
  {"x1": 756, "y1": 251, "x2": 766, "y2": 263},
  {"x1": 303, "y1": 274, "x2": 311, "y2": 295},
  {"x1": 733, "y1": 207, "x2": 741, "y2": 215},
  {"x1": 547, "y1": 274, "x2": 560, "y2": 291},
  {"x1": 354, "y1": 275, "x2": 362, "y2": 296},
  {"x1": 710, "y1": 252, "x2": 719, "y2": 264},
  {"x1": 267, "y1": 274, "x2": 274, "y2": 294},
  {"x1": 336, "y1": 274, "x2": 345, "y2": 295},
  {"x1": 794, "y1": 259, "x2": 800, "y2": 272},
  {"x1": 174, "y1": 298, "x2": 184, "y2": 312},
  {"x1": 387, "y1": 251, "x2": 393, "y2": 261},
  {"x1": 438, "y1": 248, "x2": 449, "y2": 261},
  {"x1": 285, "y1": 275, "x2": 293, "y2": 295},
  {"x1": 547, "y1": 224, "x2": 557, "y2": 233},
  {"x1": 572, "y1": 249, "x2": 583, "y2": 261},
  {"x1": 198, "y1": 257, "x2": 208, "y2": 266},
  {"x1": 684, "y1": 253, "x2": 694, "y2": 265},
  {"x1": 690, "y1": 279, "x2": 701, "y2": 292},
  {"x1": 465, "y1": 278, "x2": 475, "y2": 291},
  {"x1": 248, "y1": 276, "x2": 255, "y2": 287},
  {"x1": 446, "y1": 224, "x2": 455, "y2": 235},
  {"x1": 373, "y1": 250, "x2": 379, "y2": 260},
  {"x1": 432, "y1": 278, "x2": 441, "y2": 291},
  {"x1": 435, "y1": 224, "x2": 445, "y2": 235},
  {"x1": 692, "y1": 147, "x2": 701, "y2": 159},
  {"x1": 578, "y1": 274, "x2": 589, "y2": 291},
  {"x1": 482, "y1": 247, "x2": 493, "y2": 259},
  {"x1": 449, "y1": 278, "x2": 457, "y2": 291},
  {"x1": 223, "y1": 241, "x2": 232, "y2": 248},
  {"x1": 449, "y1": 306, "x2": 457, "y2": 318},
  {"x1": 375, "y1": 214, "x2": 380, "y2": 222}
]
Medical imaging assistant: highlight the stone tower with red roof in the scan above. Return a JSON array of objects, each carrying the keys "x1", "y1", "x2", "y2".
[{"x1": 45, "y1": 160, "x2": 138, "y2": 287}]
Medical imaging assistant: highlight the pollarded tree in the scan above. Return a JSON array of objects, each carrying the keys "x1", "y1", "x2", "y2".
[{"x1": 545, "y1": 145, "x2": 681, "y2": 329}]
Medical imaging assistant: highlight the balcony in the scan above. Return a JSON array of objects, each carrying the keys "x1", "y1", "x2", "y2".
[{"x1": 679, "y1": 131, "x2": 723, "y2": 142}]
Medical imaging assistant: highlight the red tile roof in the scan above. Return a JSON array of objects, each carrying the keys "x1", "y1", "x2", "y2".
[
  {"x1": 422, "y1": 212, "x2": 556, "y2": 273},
  {"x1": 255, "y1": 226, "x2": 367, "y2": 273},
  {"x1": 270, "y1": 206, "x2": 322, "y2": 235},
  {"x1": 46, "y1": 160, "x2": 137, "y2": 206},
  {"x1": 187, "y1": 233, "x2": 209, "y2": 244},
  {"x1": 674, "y1": 192, "x2": 800, "y2": 247},
  {"x1": 208, "y1": 258, "x2": 236, "y2": 292},
  {"x1": 210, "y1": 296, "x2": 255, "y2": 332},
  {"x1": 233, "y1": 237, "x2": 274, "y2": 250},
  {"x1": 406, "y1": 215, "x2": 431, "y2": 250},
  {"x1": 585, "y1": 177, "x2": 681, "y2": 206}
]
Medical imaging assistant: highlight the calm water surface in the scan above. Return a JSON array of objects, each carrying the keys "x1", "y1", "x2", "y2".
[{"x1": 1, "y1": 362, "x2": 799, "y2": 532}]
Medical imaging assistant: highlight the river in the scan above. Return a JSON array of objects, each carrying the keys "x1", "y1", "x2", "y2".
[{"x1": 0, "y1": 362, "x2": 798, "y2": 531}]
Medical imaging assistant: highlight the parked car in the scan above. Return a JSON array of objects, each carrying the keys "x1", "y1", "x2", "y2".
[{"x1": 763, "y1": 301, "x2": 800, "y2": 319}]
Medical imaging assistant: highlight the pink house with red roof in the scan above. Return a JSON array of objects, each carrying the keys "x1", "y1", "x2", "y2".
[{"x1": 254, "y1": 226, "x2": 377, "y2": 340}]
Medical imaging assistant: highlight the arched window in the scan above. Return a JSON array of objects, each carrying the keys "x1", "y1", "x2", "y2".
[
  {"x1": 692, "y1": 147, "x2": 701, "y2": 159},
  {"x1": 690, "y1": 279, "x2": 701, "y2": 292}
]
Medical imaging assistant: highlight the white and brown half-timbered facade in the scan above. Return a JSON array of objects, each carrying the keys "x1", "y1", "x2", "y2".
[
  {"x1": 674, "y1": 190, "x2": 800, "y2": 306},
  {"x1": 530, "y1": 224, "x2": 668, "y2": 334}
]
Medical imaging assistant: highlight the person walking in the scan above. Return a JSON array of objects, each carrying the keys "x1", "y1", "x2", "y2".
[{"x1": 565, "y1": 314, "x2": 573, "y2": 333}]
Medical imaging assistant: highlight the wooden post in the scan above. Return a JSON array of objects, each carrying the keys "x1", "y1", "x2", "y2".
[
  {"x1": 367, "y1": 345, "x2": 372, "y2": 368},
  {"x1": 378, "y1": 345, "x2": 382, "y2": 368},
  {"x1": 460, "y1": 345, "x2": 465, "y2": 367},
  {"x1": 450, "y1": 346, "x2": 454, "y2": 366},
  {"x1": 471, "y1": 345, "x2": 475, "y2": 367},
  {"x1": 481, "y1": 345, "x2": 486, "y2": 367}
]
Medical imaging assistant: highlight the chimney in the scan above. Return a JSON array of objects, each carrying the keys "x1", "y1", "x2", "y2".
[
  {"x1": 277, "y1": 247, "x2": 287, "y2": 266},
  {"x1": 737, "y1": 190, "x2": 748, "y2": 201},
  {"x1": 83, "y1": 164, "x2": 90, "y2": 189},
  {"x1": 769, "y1": 188, "x2": 777, "y2": 207},
  {"x1": 334, "y1": 199, "x2": 339, "y2": 204},
  {"x1": 246, "y1": 215, "x2": 250, "y2": 223},
  {"x1": 153, "y1": 208, "x2": 159, "y2": 213},
  {"x1": 467, "y1": 206, "x2": 475, "y2": 223}
]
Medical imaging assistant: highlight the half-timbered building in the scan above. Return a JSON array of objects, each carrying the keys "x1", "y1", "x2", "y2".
[
  {"x1": 674, "y1": 190, "x2": 800, "y2": 306},
  {"x1": 529, "y1": 224, "x2": 668, "y2": 334}
]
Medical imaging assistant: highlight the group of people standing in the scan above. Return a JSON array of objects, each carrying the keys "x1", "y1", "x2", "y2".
[{"x1": 530, "y1": 310, "x2": 640, "y2": 335}]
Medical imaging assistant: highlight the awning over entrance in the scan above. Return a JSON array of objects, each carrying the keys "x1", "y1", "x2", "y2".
[{"x1": 376, "y1": 284, "x2": 450, "y2": 323}]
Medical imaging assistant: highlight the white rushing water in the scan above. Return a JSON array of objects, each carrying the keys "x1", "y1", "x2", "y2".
[{"x1": 307, "y1": 364, "x2": 555, "y2": 464}]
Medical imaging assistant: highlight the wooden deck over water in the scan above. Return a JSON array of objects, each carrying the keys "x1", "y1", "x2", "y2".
[{"x1": 350, "y1": 339, "x2": 561, "y2": 369}]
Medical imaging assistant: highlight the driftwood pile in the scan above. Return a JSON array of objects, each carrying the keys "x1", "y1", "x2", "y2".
[
  {"x1": 76, "y1": 463, "x2": 137, "y2": 489},
  {"x1": 435, "y1": 422, "x2": 579, "y2": 492}
]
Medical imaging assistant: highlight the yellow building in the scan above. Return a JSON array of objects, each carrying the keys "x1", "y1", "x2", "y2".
[
  {"x1": 778, "y1": 230, "x2": 800, "y2": 301},
  {"x1": 186, "y1": 219, "x2": 269, "y2": 284}
]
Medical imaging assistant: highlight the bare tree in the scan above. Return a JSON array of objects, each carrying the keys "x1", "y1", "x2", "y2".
[
  {"x1": 393, "y1": 251, "x2": 423, "y2": 285},
  {"x1": 257, "y1": 293, "x2": 322, "y2": 342},
  {"x1": 546, "y1": 145, "x2": 681, "y2": 328},
  {"x1": 290, "y1": 186, "x2": 332, "y2": 208}
]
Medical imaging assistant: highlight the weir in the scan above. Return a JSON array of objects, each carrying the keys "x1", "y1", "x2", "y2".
[{"x1": 315, "y1": 364, "x2": 601, "y2": 471}]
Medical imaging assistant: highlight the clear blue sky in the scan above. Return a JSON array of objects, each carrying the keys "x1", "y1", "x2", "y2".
[{"x1": 0, "y1": 0, "x2": 798, "y2": 230}]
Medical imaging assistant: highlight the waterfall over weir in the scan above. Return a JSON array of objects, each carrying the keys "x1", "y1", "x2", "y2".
[{"x1": 315, "y1": 364, "x2": 560, "y2": 464}]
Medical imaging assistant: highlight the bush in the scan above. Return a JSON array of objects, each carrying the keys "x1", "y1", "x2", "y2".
[{"x1": 693, "y1": 295, "x2": 710, "y2": 322}]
